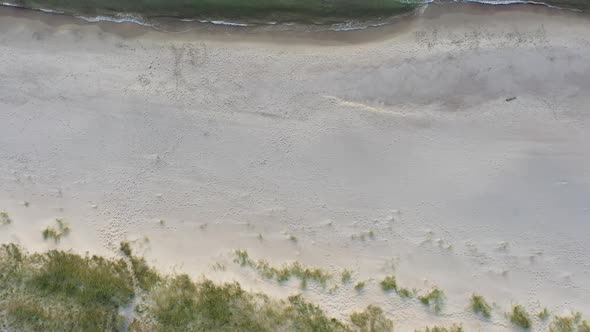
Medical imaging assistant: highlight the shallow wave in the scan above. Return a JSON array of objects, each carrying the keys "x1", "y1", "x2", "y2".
[
  {"x1": 459, "y1": 0, "x2": 581, "y2": 11},
  {"x1": 75, "y1": 14, "x2": 152, "y2": 27},
  {"x1": 0, "y1": 0, "x2": 583, "y2": 32}
]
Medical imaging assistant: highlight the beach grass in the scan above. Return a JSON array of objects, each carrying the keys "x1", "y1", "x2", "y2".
[
  {"x1": 354, "y1": 280, "x2": 366, "y2": 292},
  {"x1": 538, "y1": 307, "x2": 550, "y2": 320},
  {"x1": 341, "y1": 269, "x2": 352, "y2": 283},
  {"x1": 509, "y1": 305, "x2": 531, "y2": 329},
  {"x1": 416, "y1": 323, "x2": 464, "y2": 332},
  {"x1": 470, "y1": 294, "x2": 491, "y2": 318},
  {"x1": 233, "y1": 249, "x2": 331, "y2": 288},
  {"x1": 380, "y1": 275, "x2": 397, "y2": 291},
  {"x1": 120, "y1": 241, "x2": 132, "y2": 257},
  {"x1": 41, "y1": 218, "x2": 71, "y2": 243},
  {"x1": 0, "y1": 211, "x2": 11, "y2": 225},
  {"x1": 350, "y1": 305, "x2": 393, "y2": 332},
  {"x1": 351, "y1": 230, "x2": 376, "y2": 241},
  {"x1": 1, "y1": 243, "x2": 357, "y2": 331},
  {"x1": 397, "y1": 287, "x2": 415, "y2": 298},
  {"x1": 548, "y1": 312, "x2": 590, "y2": 332},
  {"x1": 419, "y1": 287, "x2": 445, "y2": 313}
]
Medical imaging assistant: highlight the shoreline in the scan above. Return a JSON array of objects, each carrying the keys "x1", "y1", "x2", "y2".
[{"x1": 1, "y1": 2, "x2": 589, "y2": 45}]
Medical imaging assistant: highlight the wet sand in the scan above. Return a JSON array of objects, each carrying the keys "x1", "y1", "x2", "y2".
[{"x1": 1, "y1": 4, "x2": 590, "y2": 330}]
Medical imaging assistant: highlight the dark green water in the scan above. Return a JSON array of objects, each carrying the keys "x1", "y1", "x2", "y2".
[
  {"x1": 8, "y1": 0, "x2": 422, "y2": 22},
  {"x1": 4, "y1": 0, "x2": 589, "y2": 25}
]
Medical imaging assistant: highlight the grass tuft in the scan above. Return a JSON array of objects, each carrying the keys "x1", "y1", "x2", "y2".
[
  {"x1": 538, "y1": 307, "x2": 550, "y2": 320},
  {"x1": 232, "y1": 250, "x2": 331, "y2": 289},
  {"x1": 351, "y1": 230, "x2": 376, "y2": 241},
  {"x1": 549, "y1": 312, "x2": 586, "y2": 332},
  {"x1": 1, "y1": 244, "x2": 355, "y2": 332},
  {"x1": 41, "y1": 218, "x2": 71, "y2": 243},
  {"x1": 509, "y1": 305, "x2": 531, "y2": 329},
  {"x1": 419, "y1": 287, "x2": 445, "y2": 313},
  {"x1": 470, "y1": 294, "x2": 491, "y2": 318},
  {"x1": 397, "y1": 287, "x2": 415, "y2": 298},
  {"x1": 350, "y1": 305, "x2": 393, "y2": 332},
  {"x1": 380, "y1": 275, "x2": 397, "y2": 292},
  {"x1": 341, "y1": 269, "x2": 352, "y2": 283},
  {"x1": 120, "y1": 241, "x2": 132, "y2": 257},
  {"x1": 354, "y1": 281, "x2": 366, "y2": 292},
  {"x1": 0, "y1": 211, "x2": 12, "y2": 225},
  {"x1": 416, "y1": 323, "x2": 464, "y2": 332}
]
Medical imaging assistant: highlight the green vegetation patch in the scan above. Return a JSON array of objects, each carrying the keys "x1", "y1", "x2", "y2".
[
  {"x1": 341, "y1": 269, "x2": 353, "y2": 283},
  {"x1": 233, "y1": 249, "x2": 331, "y2": 288},
  {"x1": 0, "y1": 243, "x2": 144, "y2": 331},
  {"x1": 135, "y1": 276, "x2": 353, "y2": 331},
  {"x1": 42, "y1": 218, "x2": 71, "y2": 243},
  {"x1": 1, "y1": 244, "x2": 357, "y2": 332},
  {"x1": 354, "y1": 281, "x2": 366, "y2": 291},
  {"x1": 509, "y1": 305, "x2": 532, "y2": 329},
  {"x1": 416, "y1": 323, "x2": 464, "y2": 332},
  {"x1": 419, "y1": 287, "x2": 445, "y2": 313},
  {"x1": 0, "y1": 211, "x2": 11, "y2": 225},
  {"x1": 538, "y1": 307, "x2": 550, "y2": 320},
  {"x1": 350, "y1": 305, "x2": 393, "y2": 332},
  {"x1": 470, "y1": 294, "x2": 491, "y2": 318},
  {"x1": 549, "y1": 312, "x2": 589, "y2": 332},
  {"x1": 351, "y1": 230, "x2": 375, "y2": 241},
  {"x1": 380, "y1": 275, "x2": 397, "y2": 291},
  {"x1": 397, "y1": 287, "x2": 415, "y2": 298}
]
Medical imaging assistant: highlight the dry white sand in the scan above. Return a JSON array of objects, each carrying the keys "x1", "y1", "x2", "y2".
[{"x1": 1, "y1": 4, "x2": 590, "y2": 330}]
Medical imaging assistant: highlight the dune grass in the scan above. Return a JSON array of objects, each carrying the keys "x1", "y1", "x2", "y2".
[
  {"x1": 380, "y1": 275, "x2": 397, "y2": 291},
  {"x1": 419, "y1": 287, "x2": 445, "y2": 313},
  {"x1": 351, "y1": 230, "x2": 375, "y2": 241},
  {"x1": 341, "y1": 269, "x2": 353, "y2": 283},
  {"x1": 41, "y1": 218, "x2": 71, "y2": 243},
  {"x1": 120, "y1": 241, "x2": 133, "y2": 257},
  {"x1": 354, "y1": 281, "x2": 366, "y2": 292},
  {"x1": 538, "y1": 307, "x2": 550, "y2": 320},
  {"x1": 2, "y1": 242, "x2": 587, "y2": 331},
  {"x1": 470, "y1": 294, "x2": 491, "y2": 318},
  {"x1": 548, "y1": 312, "x2": 590, "y2": 332},
  {"x1": 416, "y1": 323, "x2": 464, "y2": 332},
  {"x1": 0, "y1": 243, "x2": 363, "y2": 332},
  {"x1": 397, "y1": 287, "x2": 415, "y2": 298},
  {"x1": 233, "y1": 249, "x2": 331, "y2": 288},
  {"x1": 0, "y1": 211, "x2": 11, "y2": 225},
  {"x1": 350, "y1": 305, "x2": 393, "y2": 332},
  {"x1": 0, "y1": 243, "x2": 138, "y2": 331},
  {"x1": 509, "y1": 305, "x2": 532, "y2": 329}
]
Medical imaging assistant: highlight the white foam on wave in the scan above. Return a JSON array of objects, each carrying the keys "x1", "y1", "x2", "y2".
[
  {"x1": 39, "y1": 8, "x2": 64, "y2": 14},
  {"x1": 209, "y1": 20, "x2": 250, "y2": 27},
  {"x1": 2, "y1": 2, "x2": 63, "y2": 13},
  {"x1": 181, "y1": 18, "x2": 251, "y2": 26},
  {"x1": 458, "y1": 0, "x2": 581, "y2": 11},
  {"x1": 75, "y1": 14, "x2": 153, "y2": 27}
]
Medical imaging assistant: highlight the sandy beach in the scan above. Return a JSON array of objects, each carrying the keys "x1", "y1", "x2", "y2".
[{"x1": 1, "y1": 3, "x2": 590, "y2": 330}]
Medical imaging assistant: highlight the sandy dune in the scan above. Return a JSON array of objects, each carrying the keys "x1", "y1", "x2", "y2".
[{"x1": 1, "y1": 4, "x2": 590, "y2": 330}]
